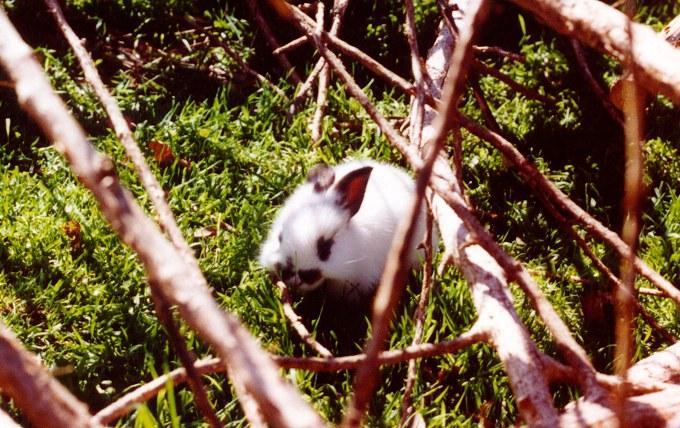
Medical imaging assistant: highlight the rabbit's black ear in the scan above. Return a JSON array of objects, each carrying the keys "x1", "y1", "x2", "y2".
[
  {"x1": 335, "y1": 166, "x2": 373, "y2": 217},
  {"x1": 307, "y1": 163, "x2": 335, "y2": 192}
]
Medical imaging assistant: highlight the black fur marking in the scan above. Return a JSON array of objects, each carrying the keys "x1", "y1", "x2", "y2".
[
  {"x1": 306, "y1": 163, "x2": 335, "y2": 193},
  {"x1": 316, "y1": 236, "x2": 334, "y2": 261},
  {"x1": 280, "y1": 257, "x2": 294, "y2": 281},
  {"x1": 299, "y1": 269, "x2": 322, "y2": 284}
]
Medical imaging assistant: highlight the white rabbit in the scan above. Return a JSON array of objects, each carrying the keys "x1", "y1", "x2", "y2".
[{"x1": 259, "y1": 159, "x2": 428, "y2": 299}]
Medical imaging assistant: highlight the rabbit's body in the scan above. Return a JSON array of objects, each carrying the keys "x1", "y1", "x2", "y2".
[{"x1": 259, "y1": 159, "x2": 427, "y2": 299}]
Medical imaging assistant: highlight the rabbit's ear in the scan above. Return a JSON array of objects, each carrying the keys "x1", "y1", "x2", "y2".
[
  {"x1": 307, "y1": 163, "x2": 335, "y2": 192},
  {"x1": 335, "y1": 166, "x2": 373, "y2": 217}
]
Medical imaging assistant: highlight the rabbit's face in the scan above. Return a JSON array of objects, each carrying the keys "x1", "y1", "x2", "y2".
[
  {"x1": 260, "y1": 164, "x2": 373, "y2": 292},
  {"x1": 274, "y1": 205, "x2": 347, "y2": 291}
]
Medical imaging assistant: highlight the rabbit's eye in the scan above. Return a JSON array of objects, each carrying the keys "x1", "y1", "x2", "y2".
[
  {"x1": 316, "y1": 236, "x2": 334, "y2": 261},
  {"x1": 299, "y1": 269, "x2": 322, "y2": 284}
]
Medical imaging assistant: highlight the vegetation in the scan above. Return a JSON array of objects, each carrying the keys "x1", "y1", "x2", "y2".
[{"x1": 0, "y1": 0, "x2": 679, "y2": 426}]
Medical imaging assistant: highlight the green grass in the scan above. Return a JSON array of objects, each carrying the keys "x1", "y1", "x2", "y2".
[{"x1": 1, "y1": 1, "x2": 680, "y2": 426}]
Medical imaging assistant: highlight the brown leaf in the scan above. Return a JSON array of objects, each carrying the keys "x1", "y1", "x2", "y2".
[
  {"x1": 62, "y1": 220, "x2": 82, "y2": 251},
  {"x1": 149, "y1": 139, "x2": 191, "y2": 169}
]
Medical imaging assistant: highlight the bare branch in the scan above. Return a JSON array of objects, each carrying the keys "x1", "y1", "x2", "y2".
[
  {"x1": 509, "y1": 0, "x2": 680, "y2": 104},
  {"x1": 400, "y1": 211, "x2": 435, "y2": 427},
  {"x1": 150, "y1": 285, "x2": 223, "y2": 428},
  {"x1": 471, "y1": 59, "x2": 555, "y2": 105},
  {"x1": 310, "y1": 1, "x2": 328, "y2": 142},
  {"x1": 44, "y1": 3, "x2": 224, "y2": 425},
  {"x1": 0, "y1": 8, "x2": 325, "y2": 428},
  {"x1": 457, "y1": 114, "x2": 680, "y2": 306},
  {"x1": 343, "y1": 2, "x2": 489, "y2": 425},
  {"x1": 245, "y1": 0, "x2": 302, "y2": 85},
  {"x1": 0, "y1": 323, "x2": 101, "y2": 428},
  {"x1": 96, "y1": 330, "x2": 486, "y2": 424},
  {"x1": 275, "y1": 281, "x2": 333, "y2": 357},
  {"x1": 273, "y1": 35, "x2": 307, "y2": 54},
  {"x1": 613, "y1": 3, "x2": 644, "y2": 420},
  {"x1": 570, "y1": 39, "x2": 624, "y2": 126}
]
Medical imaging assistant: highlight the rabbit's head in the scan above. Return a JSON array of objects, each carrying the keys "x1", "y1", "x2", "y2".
[{"x1": 259, "y1": 163, "x2": 373, "y2": 292}]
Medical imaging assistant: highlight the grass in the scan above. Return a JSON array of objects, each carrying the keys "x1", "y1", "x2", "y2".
[{"x1": 1, "y1": 0, "x2": 680, "y2": 426}]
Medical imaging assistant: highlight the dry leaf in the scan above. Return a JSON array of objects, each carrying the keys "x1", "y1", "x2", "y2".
[
  {"x1": 149, "y1": 139, "x2": 191, "y2": 169},
  {"x1": 62, "y1": 220, "x2": 82, "y2": 251}
]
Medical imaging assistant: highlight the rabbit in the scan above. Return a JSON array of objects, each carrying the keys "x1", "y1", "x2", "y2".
[{"x1": 259, "y1": 159, "x2": 429, "y2": 299}]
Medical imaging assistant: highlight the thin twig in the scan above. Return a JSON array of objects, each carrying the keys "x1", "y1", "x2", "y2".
[
  {"x1": 472, "y1": 59, "x2": 556, "y2": 104},
  {"x1": 275, "y1": 281, "x2": 333, "y2": 357},
  {"x1": 273, "y1": 35, "x2": 307, "y2": 54},
  {"x1": 43, "y1": 0, "x2": 190, "y2": 260},
  {"x1": 289, "y1": 59, "x2": 325, "y2": 116},
  {"x1": 245, "y1": 0, "x2": 302, "y2": 84},
  {"x1": 457, "y1": 114, "x2": 680, "y2": 307},
  {"x1": 570, "y1": 39, "x2": 624, "y2": 126},
  {"x1": 95, "y1": 329, "x2": 486, "y2": 424},
  {"x1": 473, "y1": 45, "x2": 525, "y2": 62},
  {"x1": 217, "y1": 37, "x2": 288, "y2": 99},
  {"x1": 150, "y1": 285, "x2": 223, "y2": 428},
  {"x1": 310, "y1": 1, "x2": 328, "y2": 142},
  {"x1": 310, "y1": 0, "x2": 348, "y2": 142},
  {"x1": 399, "y1": 210, "x2": 435, "y2": 427},
  {"x1": 614, "y1": 2, "x2": 644, "y2": 422},
  {"x1": 469, "y1": 72, "x2": 502, "y2": 133},
  {"x1": 536, "y1": 194, "x2": 676, "y2": 345}
]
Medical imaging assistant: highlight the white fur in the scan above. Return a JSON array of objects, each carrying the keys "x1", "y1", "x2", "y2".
[{"x1": 259, "y1": 159, "x2": 428, "y2": 298}]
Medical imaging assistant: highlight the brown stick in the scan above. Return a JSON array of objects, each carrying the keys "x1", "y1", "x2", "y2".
[
  {"x1": 456, "y1": 114, "x2": 680, "y2": 306},
  {"x1": 400, "y1": 2, "x2": 432, "y2": 423},
  {"x1": 342, "y1": 2, "x2": 489, "y2": 425},
  {"x1": 537, "y1": 194, "x2": 676, "y2": 345},
  {"x1": 570, "y1": 39, "x2": 624, "y2": 126},
  {"x1": 471, "y1": 59, "x2": 555, "y2": 105},
  {"x1": 150, "y1": 285, "x2": 223, "y2": 428},
  {"x1": 245, "y1": 0, "x2": 302, "y2": 84},
  {"x1": 0, "y1": 8, "x2": 325, "y2": 428},
  {"x1": 399, "y1": 211, "x2": 435, "y2": 427},
  {"x1": 273, "y1": 35, "x2": 307, "y2": 54},
  {"x1": 44, "y1": 3, "x2": 224, "y2": 425},
  {"x1": 508, "y1": 0, "x2": 680, "y2": 104},
  {"x1": 614, "y1": 3, "x2": 644, "y2": 423},
  {"x1": 275, "y1": 281, "x2": 333, "y2": 357},
  {"x1": 95, "y1": 330, "x2": 486, "y2": 424},
  {"x1": 289, "y1": 59, "x2": 325, "y2": 115},
  {"x1": 0, "y1": 323, "x2": 101, "y2": 428},
  {"x1": 310, "y1": 1, "x2": 328, "y2": 142},
  {"x1": 43, "y1": 0, "x2": 190, "y2": 259}
]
